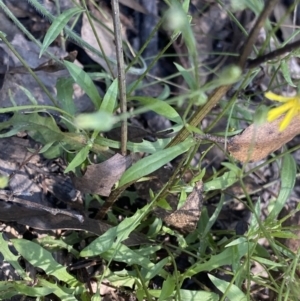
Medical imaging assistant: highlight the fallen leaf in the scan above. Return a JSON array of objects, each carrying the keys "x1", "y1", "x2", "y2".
[
  {"x1": 119, "y1": 0, "x2": 148, "y2": 14},
  {"x1": 164, "y1": 181, "x2": 203, "y2": 233},
  {"x1": 0, "y1": 34, "x2": 93, "y2": 112},
  {"x1": 0, "y1": 202, "x2": 147, "y2": 246},
  {"x1": 227, "y1": 115, "x2": 300, "y2": 162},
  {"x1": 81, "y1": 11, "x2": 119, "y2": 75},
  {"x1": 71, "y1": 154, "x2": 132, "y2": 196}
]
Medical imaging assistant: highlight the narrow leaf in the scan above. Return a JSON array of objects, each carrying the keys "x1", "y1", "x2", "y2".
[
  {"x1": 203, "y1": 170, "x2": 238, "y2": 191},
  {"x1": 179, "y1": 289, "x2": 219, "y2": 301},
  {"x1": 81, "y1": 204, "x2": 152, "y2": 257},
  {"x1": 159, "y1": 276, "x2": 175, "y2": 301},
  {"x1": 64, "y1": 61, "x2": 102, "y2": 108},
  {"x1": 56, "y1": 77, "x2": 76, "y2": 115},
  {"x1": 101, "y1": 79, "x2": 118, "y2": 113},
  {"x1": 174, "y1": 62, "x2": 197, "y2": 90},
  {"x1": 281, "y1": 60, "x2": 296, "y2": 87},
  {"x1": 0, "y1": 234, "x2": 29, "y2": 281},
  {"x1": 119, "y1": 138, "x2": 194, "y2": 186},
  {"x1": 12, "y1": 239, "x2": 79, "y2": 287},
  {"x1": 40, "y1": 7, "x2": 83, "y2": 57},
  {"x1": 268, "y1": 153, "x2": 296, "y2": 219},
  {"x1": 131, "y1": 96, "x2": 183, "y2": 124},
  {"x1": 64, "y1": 145, "x2": 90, "y2": 173},
  {"x1": 208, "y1": 274, "x2": 247, "y2": 301}
]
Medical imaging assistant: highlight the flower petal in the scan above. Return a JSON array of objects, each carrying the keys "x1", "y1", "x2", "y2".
[
  {"x1": 267, "y1": 101, "x2": 294, "y2": 121},
  {"x1": 264, "y1": 91, "x2": 294, "y2": 103},
  {"x1": 279, "y1": 107, "x2": 297, "y2": 131}
]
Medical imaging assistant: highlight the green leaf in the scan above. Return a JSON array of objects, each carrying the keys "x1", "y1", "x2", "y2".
[
  {"x1": 252, "y1": 256, "x2": 285, "y2": 268},
  {"x1": 96, "y1": 136, "x2": 171, "y2": 153},
  {"x1": 268, "y1": 153, "x2": 296, "y2": 219},
  {"x1": 119, "y1": 138, "x2": 194, "y2": 186},
  {"x1": 208, "y1": 274, "x2": 247, "y2": 301},
  {"x1": 157, "y1": 84, "x2": 170, "y2": 100},
  {"x1": 174, "y1": 62, "x2": 197, "y2": 90},
  {"x1": 0, "y1": 282, "x2": 54, "y2": 299},
  {"x1": 19, "y1": 85, "x2": 38, "y2": 104},
  {"x1": 64, "y1": 61, "x2": 102, "y2": 108},
  {"x1": 101, "y1": 244, "x2": 153, "y2": 268},
  {"x1": 0, "y1": 234, "x2": 30, "y2": 280},
  {"x1": 203, "y1": 170, "x2": 238, "y2": 191},
  {"x1": 81, "y1": 204, "x2": 152, "y2": 257},
  {"x1": 179, "y1": 289, "x2": 219, "y2": 301},
  {"x1": 14, "y1": 283, "x2": 55, "y2": 298},
  {"x1": 185, "y1": 241, "x2": 252, "y2": 277},
  {"x1": 149, "y1": 289, "x2": 219, "y2": 300},
  {"x1": 159, "y1": 276, "x2": 176, "y2": 301},
  {"x1": 12, "y1": 239, "x2": 80, "y2": 287},
  {"x1": 100, "y1": 79, "x2": 118, "y2": 113},
  {"x1": 281, "y1": 60, "x2": 296, "y2": 87},
  {"x1": 56, "y1": 77, "x2": 76, "y2": 115},
  {"x1": 40, "y1": 7, "x2": 83, "y2": 57},
  {"x1": 0, "y1": 112, "x2": 110, "y2": 158},
  {"x1": 141, "y1": 257, "x2": 169, "y2": 281},
  {"x1": 38, "y1": 278, "x2": 78, "y2": 301},
  {"x1": 38, "y1": 141, "x2": 56, "y2": 154},
  {"x1": 202, "y1": 194, "x2": 225, "y2": 238},
  {"x1": 64, "y1": 145, "x2": 90, "y2": 173},
  {"x1": 0, "y1": 124, "x2": 27, "y2": 138},
  {"x1": 81, "y1": 220, "x2": 154, "y2": 268},
  {"x1": 130, "y1": 96, "x2": 183, "y2": 124},
  {"x1": 221, "y1": 162, "x2": 241, "y2": 174},
  {"x1": 157, "y1": 198, "x2": 173, "y2": 210},
  {"x1": 80, "y1": 226, "x2": 117, "y2": 257},
  {"x1": 37, "y1": 235, "x2": 79, "y2": 257}
]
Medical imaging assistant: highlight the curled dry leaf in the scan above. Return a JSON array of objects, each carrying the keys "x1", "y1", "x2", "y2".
[
  {"x1": 227, "y1": 115, "x2": 300, "y2": 162},
  {"x1": 164, "y1": 181, "x2": 203, "y2": 233},
  {"x1": 0, "y1": 203, "x2": 147, "y2": 246},
  {"x1": 71, "y1": 154, "x2": 132, "y2": 196}
]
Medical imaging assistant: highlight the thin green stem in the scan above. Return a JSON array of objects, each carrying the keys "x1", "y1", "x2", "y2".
[
  {"x1": 127, "y1": 32, "x2": 181, "y2": 95},
  {"x1": 125, "y1": 17, "x2": 164, "y2": 73}
]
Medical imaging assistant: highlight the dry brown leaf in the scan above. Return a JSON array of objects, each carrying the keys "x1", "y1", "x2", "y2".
[
  {"x1": 119, "y1": 0, "x2": 148, "y2": 14},
  {"x1": 0, "y1": 203, "x2": 147, "y2": 246},
  {"x1": 71, "y1": 154, "x2": 132, "y2": 196},
  {"x1": 0, "y1": 34, "x2": 94, "y2": 111},
  {"x1": 227, "y1": 115, "x2": 300, "y2": 162},
  {"x1": 164, "y1": 181, "x2": 203, "y2": 233},
  {"x1": 81, "y1": 10, "x2": 121, "y2": 76}
]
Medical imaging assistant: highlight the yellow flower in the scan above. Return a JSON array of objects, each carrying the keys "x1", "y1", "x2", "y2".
[{"x1": 265, "y1": 91, "x2": 300, "y2": 131}]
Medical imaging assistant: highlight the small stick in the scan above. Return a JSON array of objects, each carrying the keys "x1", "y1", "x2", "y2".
[
  {"x1": 246, "y1": 39, "x2": 300, "y2": 69},
  {"x1": 0, "y1": 190, "x2": 84, "y2": 223},
  {"x1": 193, "y1": 133, "x2": 226, "y2": 144},
  {"x1": 111, "y1": 0, "x2": 128, "y2": 156}
]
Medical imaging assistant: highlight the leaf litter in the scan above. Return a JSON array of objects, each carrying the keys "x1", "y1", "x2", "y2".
[{"x1": 0, "y1": 0, "x2": 300, "y2": 300}]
